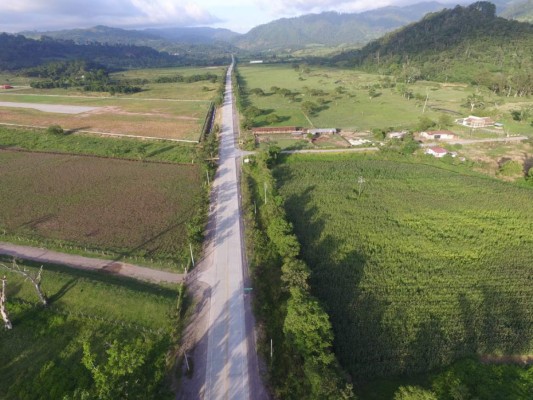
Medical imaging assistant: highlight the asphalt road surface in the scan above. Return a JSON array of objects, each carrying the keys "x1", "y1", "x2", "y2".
[{"x1": 197, "y1": 62, "x2": 255, "y2": 400}]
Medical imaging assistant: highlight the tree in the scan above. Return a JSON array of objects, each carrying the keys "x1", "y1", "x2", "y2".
[
  {"x1": 82, "y1": 339, "x2": 147, "y2": 400},
  {"x1": 437, "y1": 114, "x2": 453, "y2": 129},
  {"x1": 1, "y1": 275, "x2": 12, "y2": 329},
  {"x1": 265, "y1": 114, "x2": 281, "y2": 124},
  {"x1": 46, "y1": 124, "x2": 65, "y2": 135},
  {"x1": 416, "y1": 116, "x2": 436, "y2": 131},
  {"x1": 301, "y1": 101, "x2": 319, "y2": 116},
  {"x1": 0, "y1": 260, "x2": 47, "y2": 306},
  {"x1": 463, "y1": 93, "x2": 485, "y2": 112}
]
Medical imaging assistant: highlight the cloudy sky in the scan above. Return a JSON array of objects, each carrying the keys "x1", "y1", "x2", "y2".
[{"x1": 0, "y1": 0, "x2": 458, "y2": 33}]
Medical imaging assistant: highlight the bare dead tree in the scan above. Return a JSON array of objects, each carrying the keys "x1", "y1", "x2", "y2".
[
  {"x1": 0, "y1": 260, "x2": 48, "y2": 306},
  {"x1": 1, "y1": 275, "x2": 12, "y2": 330}
]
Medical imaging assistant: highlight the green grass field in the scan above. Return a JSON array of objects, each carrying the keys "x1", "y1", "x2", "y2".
[
  {"x1": 0, "y1": 150, "x2": 203, "y2": 270},
  {"x1": 239, "y1": 64, "x2": 533, "y2": 136},
  {"x1": 0, "y1": 126, "x2": 198, "y2": 163},
  {"x1": 275, "y1": 153, "x2": 533, "y2": 381},
  {"x1": 0, "y1": 260, "x2": 180, "y2": 399}
]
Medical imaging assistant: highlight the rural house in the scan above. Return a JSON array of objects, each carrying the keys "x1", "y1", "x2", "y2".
[
  {"x1": 425, "y1": 146, "x2": 448, "y2": 158},
  {"x1": 419, "y1": 130, "x2": 456, "y2": 140},
  {"x1": 252, "y1": 126, "x2": 302, "y2": 135},
  {"x1": 455, "y1": 115, "x2": 494, "y2": 128},
  {"x1": 1, "y1": 85, "x2": 13, "y2": 89},
  {"x1": 307, "y1": 128, "x2": 337, "y2": 135}
]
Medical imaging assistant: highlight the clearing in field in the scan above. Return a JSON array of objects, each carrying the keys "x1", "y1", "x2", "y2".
[
  {"x1": 0, "y1": 93, "x2": 210, "y2": 140},
  {"x1": 0, "y1": 150, "x2": 202, "y2": 269},
  {"x1": 275, "y1": 153, "x2": 533, "y2": 380}
]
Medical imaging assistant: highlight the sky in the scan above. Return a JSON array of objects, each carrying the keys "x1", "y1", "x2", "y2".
[{"x1": 0, "y1": 0, "x2": 461, "y2": 34}]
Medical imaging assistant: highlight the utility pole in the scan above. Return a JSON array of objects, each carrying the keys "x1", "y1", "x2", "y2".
[
  {"x1": 189, "y1": 243, "x2": 195, "y2": 267},
  {"x1": 357, "y1": 176, "x2": 365, "y2": 197},
  {"x1": 422, "y1": 89, "x2": 429, "y2": 113}
]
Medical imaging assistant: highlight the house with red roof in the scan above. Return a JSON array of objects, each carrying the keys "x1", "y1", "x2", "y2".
[{"x1": 425, "y1": 146, "x2": 448, "y2": 158}]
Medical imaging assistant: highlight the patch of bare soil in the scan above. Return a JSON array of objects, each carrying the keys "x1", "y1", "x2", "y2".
[{"x1": 83, "y1": 106, "x2": 199, "y2": 120}]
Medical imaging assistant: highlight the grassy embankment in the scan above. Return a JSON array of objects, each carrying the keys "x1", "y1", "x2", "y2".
[
  {"x1": 274, "y1": 152, "x2": 533, "y2": 398},
  {"x1": 0, "y1": 259, "x2": 184, "y2": 400}
]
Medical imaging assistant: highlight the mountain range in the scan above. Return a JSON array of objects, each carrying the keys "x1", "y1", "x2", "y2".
[{"x1": 15, "y1": 0, "x2": 530, "y2": 53}]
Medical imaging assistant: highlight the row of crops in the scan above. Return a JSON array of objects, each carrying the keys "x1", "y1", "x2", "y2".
[{"x1": 275, "y1": 154, "x2": 533, "y2": 379}]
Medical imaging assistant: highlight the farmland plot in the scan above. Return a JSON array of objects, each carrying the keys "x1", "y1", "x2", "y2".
[
  {"x1": 0, "y1": 150, "x2": 202, "y2": 269},
  {"x1": 275, "y1": 154, "x2": 533, "y2": 379},
  {"x1": 0, "y1": 93, "x2": 210, "y2": 140}
]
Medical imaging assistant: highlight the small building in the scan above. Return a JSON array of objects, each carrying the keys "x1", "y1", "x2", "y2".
[
  {"x1": 387, "y1": 131, "x2": 407, "y2": 139},
  {"x1": 419, "y1": 130, "x2": 456, "y2": 140},
  {"x1": 306, "y1": 128, "x2": 337, "y2": 135},
  {"x1": 249, "y1": 60, "x2": 264, "y2": 64},
  {"x1": 1, "y1": 85, "x2": 13, "y2": 89},
  {"x1": 456, "y1": 116, "x2": 495, "y2": 128},
  {"x1": 349, "y1": 138, "x2": 372, "y2": 146},
  {"x1": 425, "y1": 146, "x2": 448, "y2": 158},
  {"x1": 252, "y1": 126, "x2": 302, "y2": 135}
]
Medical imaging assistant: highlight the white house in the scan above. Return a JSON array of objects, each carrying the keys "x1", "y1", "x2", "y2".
[
  {"x1": 387, "y1": 131, "x2": 407, "y2": 139},
  {"x1": 425, "y1": 146, "x2": 448, "y2": 158},
  {"x1": 349, "y1": 139, "x2": 372, "y2": 146},
  {"x1": 455, "y1": 116, "x2": 494, "y2": 128},
  {"x1": 419, "y1": 130, "x2": 456, "y2": 140}
]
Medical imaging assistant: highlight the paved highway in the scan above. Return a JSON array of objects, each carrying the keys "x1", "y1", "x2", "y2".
[{"x1": 199, "y1": 62, "x2": 251, "y2": 400}]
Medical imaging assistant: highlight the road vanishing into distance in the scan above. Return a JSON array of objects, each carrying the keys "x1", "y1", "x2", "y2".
[{"x1": 184, "y1": 61, "x2": 265, "y2": 400}]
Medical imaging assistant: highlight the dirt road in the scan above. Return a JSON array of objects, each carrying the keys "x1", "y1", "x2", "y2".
[
  {"x1": 0, "y1": 101, "x2": 100, "y2": 114},
  {"x1": 0, "y1": 242, "x2": 183, "y2": 284}
]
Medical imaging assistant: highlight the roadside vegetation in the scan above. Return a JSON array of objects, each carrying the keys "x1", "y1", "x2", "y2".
[
  {"x1": 241, "y1": 149, "x2": 354, "y2": 399},
  {"x1": 274, "y1": 152, "x2": 533, "y2": 395},
  {"x1": 0, "y1": 259, "x2": 185, "y2": 399}
]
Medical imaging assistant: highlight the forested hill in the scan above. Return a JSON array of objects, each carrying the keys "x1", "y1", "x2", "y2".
[
  {"x1": 501, "y1": 0, "x2": 533, "y2": 22},
  {"x1": 234, "y1": 2, "x2": 449, "y2": 50},
  {"x1": 0, "y1": 33, "x2": 230, "y2": 71},
  {"x1": 335, "y1": 2, "x2": 533, "y2": 94},
  {"x1": 20, "y1": 25, "x2": 239, "y2": 53}
]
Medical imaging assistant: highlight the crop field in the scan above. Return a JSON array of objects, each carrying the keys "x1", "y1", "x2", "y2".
[
  {"x1": 0, "y1": 150, "x2": 202, "y2": 269},
  {"x1": 239, "y1": 64, "x2": 533, "y2": 136},
  {"x1": 275, "y1": 153, "x2": 533, "y2": 380},
  {"x1": 0, "y1": 260, "x2": 180, "y2": 399},
  {"x1": 0, "y1": 93, "x2": 210, "y2": 140}
]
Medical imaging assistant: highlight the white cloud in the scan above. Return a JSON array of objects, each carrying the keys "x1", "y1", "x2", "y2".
[{"x1": 0, "y1": 0, "x2": 220, "y2": 32}]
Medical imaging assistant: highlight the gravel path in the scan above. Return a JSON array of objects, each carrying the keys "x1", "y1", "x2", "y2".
[
  {"x1": 0, "y1": 242, "x2": 183, "y2": 284},
  {"x1": 0, "y1": 101, "x2": 99, "y2": 114}
]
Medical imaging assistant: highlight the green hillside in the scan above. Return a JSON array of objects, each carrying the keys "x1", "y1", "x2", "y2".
[
  {"x1": 234, "y1": 3, "x2": 448, "y2": 51},
  {"x1": 501, "y1": 0, "x2": 533, "y2": 21},
  {"x1": 336, "y1": 2, "x2": 533, "y2": 96}
]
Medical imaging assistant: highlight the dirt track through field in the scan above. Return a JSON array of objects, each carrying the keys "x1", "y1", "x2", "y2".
[
  {"x1": 0, "y1": 101, "x2": 100, "y2": 114},
  {"x1": 0, "y1": 242, "x2": 184, "y2": 284}
]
